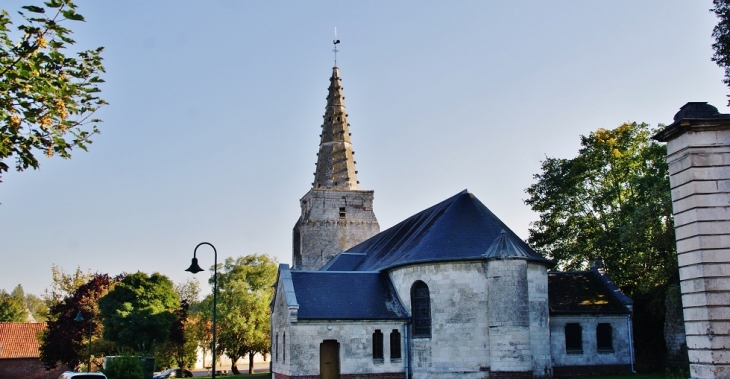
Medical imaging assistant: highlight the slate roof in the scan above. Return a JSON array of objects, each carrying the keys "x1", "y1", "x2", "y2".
[
  {"x1": 289, "y1": 270, "x2": 410, "y2": 320},
  {"x1": 0, "y1": 322, "x2": 44, "y2": 359},
  {"x1": 548, "y1": 269, "x2": 632, "y2": 315},
  {"x1": 324, "y1": 190, "x2": 552, "y2": 272}
]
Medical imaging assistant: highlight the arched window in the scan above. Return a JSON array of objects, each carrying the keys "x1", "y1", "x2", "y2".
[
  {"x1": 283, "y1": 332, "x2": 286, "y2": 362},
  {"x1": 390, "y1": 329, "x2": 402, "y2": 359},
  {"x1": 275, "y1": 333, "x2": 279, "y2": 361},
  {"x1": 372, "y1": 329, "x2": 383, "y2": 360},
  {"x1": 411, "y1": 281, "x2": 431, "y2": 338}
]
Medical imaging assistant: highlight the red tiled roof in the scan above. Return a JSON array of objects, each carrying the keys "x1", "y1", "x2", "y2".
[{"x1": 0, "y1": 322, "x2": 45, "y2": 359}]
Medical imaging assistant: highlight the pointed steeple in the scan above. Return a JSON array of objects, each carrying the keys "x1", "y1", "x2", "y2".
[{"x1": 313, "y1": 66, "x2": 358, "y2": 190}]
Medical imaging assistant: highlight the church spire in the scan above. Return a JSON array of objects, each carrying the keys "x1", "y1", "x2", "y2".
[{"x1": 313, "y1": 66, "x2": 358, "y2": 190}]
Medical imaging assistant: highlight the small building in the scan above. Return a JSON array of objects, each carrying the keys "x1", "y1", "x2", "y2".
[{"x1": 0, "y1": 322, "x2": 69, "y2": 379}]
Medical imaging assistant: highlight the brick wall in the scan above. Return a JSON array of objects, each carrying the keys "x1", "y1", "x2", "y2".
[{"x1": 0, "y1": 358, "x2": 69, "y2": 379}]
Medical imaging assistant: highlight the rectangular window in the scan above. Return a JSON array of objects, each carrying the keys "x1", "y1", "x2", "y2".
[
  {"x1": 565, "y1": 323, "x2": 583, "y2": 354},
  {"x1": 597, "y1": 323, "x2": 613, "y2": 352},
  {"x1": 339, "y1": 207, "x2": 346, "y2": 219},
  {"x1": 390, "y1": 329, "x2": 401, "y2": 359},
  {"x1": 372, "y1": 329, "x2": 384, "y2": 360}
]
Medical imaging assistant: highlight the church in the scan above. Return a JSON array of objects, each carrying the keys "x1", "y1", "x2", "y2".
[{"x1": 270, "y1": 65, "x2": 635, "y2": 379}]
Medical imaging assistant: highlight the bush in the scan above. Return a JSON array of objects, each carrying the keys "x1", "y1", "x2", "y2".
[{"x1": 103, "y1": 355, "x2": 144, "y2": 379}]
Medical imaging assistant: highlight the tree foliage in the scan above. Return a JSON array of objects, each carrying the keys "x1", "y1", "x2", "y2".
[
  {"x1": 98, "y1": 271, "x2": 179, "y2": 355},
  {"x1": 39, "y1": 273, "x2": 119, "y2": 370},
  {"x1": 713, "y1": 0, "x2": 730, "y2": 105},
  {"x1": 0, "y1": 0, "x2": 106, "y2": 183},
  {"x1": 43, "y1": 264, "x2": 93, "y2": 312},
  {"x1": 102, "y1": 355, "x2": 144, "y2": 379},
  {"x1": 0, "y1": 288, "x2": 26, "y2": 321},
  {"x1": 156, "y1": 299, "x2": 198, "y2": 371},
  {"x1": 8, "y1": 284, "x2": 48, "y2": 321},
  {"x1": 525, "y1": 122, "x2": 676, "y2": 294},
  {"x1": 213, "y1": 254, "x2": 277, "y2": 375}
]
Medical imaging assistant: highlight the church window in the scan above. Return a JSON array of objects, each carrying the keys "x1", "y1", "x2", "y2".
[
  {"x1": 283, "y1": 332, "x2": 286, "y2": 362},
  {"x1": 390, "y1": 329, "x2": 401, "y2": 359},
  {"x1": 275, "y1": 333, "x2": 279, "y2": 361},
  {"x1": 339, "y1": 207, "x2": 346, "y2": 219},
  {"x1": 565, "y1": 323, "x2": 582, "y2": 353},
  {"x1": 411, "y1": 281, "x2": 431, "y2": 338},
  {"x1": 372, "y1": 329, "x2": 384, "y2": 360},
  {"x1": 597, "y1": 323, "x2": 613, "y2": 352}
]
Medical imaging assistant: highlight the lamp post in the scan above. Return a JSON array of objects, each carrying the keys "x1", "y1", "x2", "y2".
[
  {"x1": 185, "y1": 242, "x2": 217, "y2": 379},
  {"x1": 73, "y1": 309, "x2": 92, "y2": 372}
]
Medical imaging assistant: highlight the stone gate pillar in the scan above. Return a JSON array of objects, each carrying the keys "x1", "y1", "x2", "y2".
[{"x1": 653, "y1": 102, "x2": 730, "y2": 379}]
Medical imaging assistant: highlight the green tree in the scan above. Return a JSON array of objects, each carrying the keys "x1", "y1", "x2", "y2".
[
  {"x1": 9, "y1": 284, "x2": 48, "y2": 321},
  {"x1": 187, "y1": 302, "x2": 213, "y2": 369},
  {"x1": 174, "y1": 278, "x2": 200, "y2": 305},
  {"x1": 43, "y1": 264, "x2": 93, "y2": 312},
  {"x1": 524, "y1": 122, "x2": 678, "y2": 369},
  {"x1": 713, "y1": 0, "x2": 730, "y2": 105},
  {"x1": 98, "y1": 271, "x2": 179, "y2": 355},
  {"x1": 155, "y1": 299, "x2": 198, "y2": 372},
  {"x1": 0, "y1": 0, "x2": 106, "y2": 183},
  {"x1": 0, "y1": 289, "x2": 26, "y2": 321},
  {"x1": 102, "y1": 355, "x2": 144, "y2": 379},
  {"x1": 213, "y1": 254, "x2": 277, "y2": 375},
  {"x1": 525, "y1": 122, "x2": 676, "y2": 292}
]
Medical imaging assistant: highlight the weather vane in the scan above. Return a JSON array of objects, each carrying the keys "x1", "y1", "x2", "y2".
[{"x1": 333, "y1": 27, "x2": 340, "y2": 66}]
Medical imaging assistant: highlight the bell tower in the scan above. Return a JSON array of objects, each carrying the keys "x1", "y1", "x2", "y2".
[{"x1": 292, "y1": 66, "x2": 380, "y2": 270}]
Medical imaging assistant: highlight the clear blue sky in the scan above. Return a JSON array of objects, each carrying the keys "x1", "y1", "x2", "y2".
[{"x1": 1, "y1": 1, "x2": 726, "y2": 297}]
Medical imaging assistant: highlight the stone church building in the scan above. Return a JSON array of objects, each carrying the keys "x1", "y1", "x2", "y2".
[{"x1": 270, "y1": 66, "x2": 635, "y2": 379}]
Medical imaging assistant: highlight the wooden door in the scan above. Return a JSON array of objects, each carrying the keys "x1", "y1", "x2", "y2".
[{"x1": 320, "y1": 339, "x2": 340, "y2": 379}]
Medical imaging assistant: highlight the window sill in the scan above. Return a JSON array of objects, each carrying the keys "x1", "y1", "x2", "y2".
[
  {"x1": 598, "y1": 349, "x2": 615, "y2": 354},
  {"x1": 390, "y1": 358, "x2": 402, "y2": 363},
  {"x1": 566, "y1": 350, "x2": 583, "y2": 355},
  {"x1": 373, "y1": 358, "x2": 384, "y2": 365}
]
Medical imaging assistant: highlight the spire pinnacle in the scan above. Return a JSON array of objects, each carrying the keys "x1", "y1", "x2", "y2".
[
  {"x1": 333, "y1": 28, "x2": 340, "y2": 66},
  {"x1": 313, "y1": 66, "x2": 358, "y2": 190}
]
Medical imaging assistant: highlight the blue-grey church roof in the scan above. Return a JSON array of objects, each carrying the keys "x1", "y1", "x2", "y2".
[
  {"x1": 323, "y1": 190, "x2": 553, "y2": 272},
  {"x1": 288, "y1": 269, "x2": 409, "y2": 320}
]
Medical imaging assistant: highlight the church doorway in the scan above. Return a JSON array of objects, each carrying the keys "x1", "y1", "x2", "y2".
[{"x1": 320, "y1": 339, "x2": 340, "y2": 379}]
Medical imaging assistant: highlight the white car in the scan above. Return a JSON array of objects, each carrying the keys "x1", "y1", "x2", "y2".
[{"x1": 58, "y1": 372, "x2": 108, "y2": 379}]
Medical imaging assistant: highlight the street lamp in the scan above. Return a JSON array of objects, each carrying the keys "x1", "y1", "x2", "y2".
[
  {"x1": 185, "y1": 242, "x2": 217, "y2": 379},
  {"x1": 73, "y1": 309, "x2": 92, "y2": 373}
]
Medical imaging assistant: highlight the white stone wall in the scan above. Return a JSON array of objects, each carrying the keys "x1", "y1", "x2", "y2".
[
  {"x1": 528, "y1": 263, "x2": 552, "y2": 376},
  {"x1": 665, "y1": 127, "x2": 730, "y2": 379},
  {"x1": 388, "y1": 260, "x2": 550, "y2": 378},
  {"x1": 271, "y1": 275, "x2": 293, "y2": 377},
  {"x1": 285, "y1": 320, "x2": 406, "y2": 376},
  {"x1": 487, "y1": 259, "x2": 532, "y2": 374},
  {"x1": 550, "y1": 315, "x2": 633, "y2": 368}
]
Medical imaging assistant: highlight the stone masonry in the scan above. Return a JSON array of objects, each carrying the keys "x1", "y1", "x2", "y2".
[
  {"x1": 292, "y1": 66, "x2": 379, "y2": 270},
  {"x1": 653, "y1": 102, "x2": 730, "y2": 379}
]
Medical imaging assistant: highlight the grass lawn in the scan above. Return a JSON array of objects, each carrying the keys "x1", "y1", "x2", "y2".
[
  {"x1": 193, "y1": 374, "x2": 270, "y2": 379},
  {"x1": 192, "y1": 370, "x2": 687, "y2": 379},
  {"x1": 572, "y1": 370, "x2": 689, "y2": 379}
]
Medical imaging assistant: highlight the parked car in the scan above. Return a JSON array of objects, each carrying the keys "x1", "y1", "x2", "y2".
[
  {"x1": 152, "y1": 368, "x2": 193, "y2": 378},
  {"x1": 58, "y1": 372, "x2": 108, "y2": 379}
]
